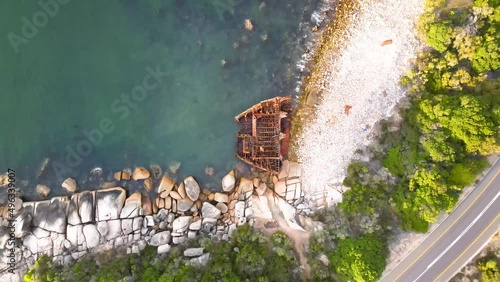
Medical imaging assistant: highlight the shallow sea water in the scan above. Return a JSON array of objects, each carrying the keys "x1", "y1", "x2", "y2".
[{"x1": 0, "y1": 0, "x2": 321, "y2": 200}]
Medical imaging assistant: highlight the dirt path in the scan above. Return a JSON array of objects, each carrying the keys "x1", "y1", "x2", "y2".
[{"x1": 253, "y1": 193, "x2": 313, "y2": 281}]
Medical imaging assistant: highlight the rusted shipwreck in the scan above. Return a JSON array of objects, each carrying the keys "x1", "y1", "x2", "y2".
[{"x1": 235, "y1": 96, "x2": 292, "y2": 174}]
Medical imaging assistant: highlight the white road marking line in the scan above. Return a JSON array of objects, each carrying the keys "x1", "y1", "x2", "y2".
[{"x1": 412, "y1": 189, "x2": 500, "y2": 282}]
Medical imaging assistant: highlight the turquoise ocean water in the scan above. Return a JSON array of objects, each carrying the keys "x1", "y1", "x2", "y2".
[{"x1": 0, "y1": 0, "x2": 321, "y2": 200}]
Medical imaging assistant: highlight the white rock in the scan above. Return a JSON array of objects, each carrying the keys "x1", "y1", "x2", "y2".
[
  {"x1": 32, "y1": 227, "x2": 50, "y2": 239},
  {"x1": 97, "y1": 221, "x2": 108, "y2": 237},
  {"x1": 145, "y1": 215, "x2": 155, "y2": 227},
  {"x1": 184, "y1": 247, "x2": 204, "y2": 257},
  {"x1": 216, "y1": 202, "x2": 228, "y2": 214},
  {"x1": 201, "y1": 202, "x2": 221, "y2": 219},
  {"x1": 83, "y1": 224, "x2": 100, "y2": 249},
  {"x1": 150, "y1": 231, "x2": 171, "y2": 246},
  {"x1": 120, "y1": 192, "x2": 142, "y2": 219},
  {"x1": 66, "y1": 224, "x2": 83, "y2": 248},
  {"x1": 189, "y1": 219, "x2": 202, "y2": 231},
  {"x1": 106, "y1": 219, "x2": 122, "y2": 240},
  {"x1": 228, "y1": 224, "x2": 237, "y2": 238},
  {"x1": 121, "y1": 219, "x2": 134, "y2": 235},
  {"x1": 33, "y1": 197, "x2": 69, "y2": 234},
  {"x1": 187, "y1": 231, "x2": 197, "y2": 239},
  {"x1": 132, "y1": 217, "x2": 143, "y2": 232},
  {"x1": 245, "y1": 207, "x2": 254, "y2": 218},
  {"x1": 234, "y1": 201, "x2": 246, "y2": 218},
  {"x1": 222, "y1": 170, "x2": 236, "y2": 192},
  {"x1": 78, "y1": 191, "x2": 95, "y2": 224},
  {"x1": 95, "y1": 187, "x2": 126, "y2": 221},
  {"x1": 157, "y1": 244, "x2": 171, "y2": 254},
  {"x1": 172, "y1": 216, "x2": 192, "y2": 233},
  {"x1": 67, "y1": 194, "x2": 81, "y2": 225}
]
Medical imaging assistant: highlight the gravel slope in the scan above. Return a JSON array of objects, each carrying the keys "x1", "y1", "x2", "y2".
[{"x1": 297, "y1": 0, "x2": 425, "y2": 208}]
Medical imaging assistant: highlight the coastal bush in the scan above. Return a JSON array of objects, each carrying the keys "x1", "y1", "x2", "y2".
[
  {"x1": 24, "y1": 254, "x2": 61, "y2": 282},
  {"x1": 477, "y1": 255, "x2": 500, "y2": 282},
  {"x1": 389, "y1": 0, "x2": 500, "y2": 232},
  {"x1": 383, "y1": 145, "x2": 406, "y2": 176},
  {"x1": 328, "y1": 234, "x2": 387, "y2": 282},
  {"x1": 425, "y1": 21, "x2": 453, "y2": 52}
]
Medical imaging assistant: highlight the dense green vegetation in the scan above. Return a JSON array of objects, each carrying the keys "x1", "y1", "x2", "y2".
[
  {"x1": 477, "y1": 254, "x2": 500, "y2": 282},
  {"x1": 24, "y1": 225, "x2": 299, "y2": 282},
  {"x1": 309, "y1": 0, "x2": 499, "y2": 281}
]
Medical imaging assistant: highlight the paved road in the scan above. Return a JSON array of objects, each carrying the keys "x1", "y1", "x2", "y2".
[{"x1": 380, "y1": 158, "x2": 500, "y2": 282}]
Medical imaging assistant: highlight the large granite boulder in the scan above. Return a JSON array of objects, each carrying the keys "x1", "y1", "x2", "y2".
[
  {"x1": 83, "y1": 224, "x2": 100, "y2": 249},
  {"x1": 201, "y1": 202, "x2": 221, "y2": 219},
  {"x1": 67, "y1": 194, "x2": 81, "y2": 225},
  {"x1": 66, "y1": 224, "x2": 84, "y2": 248},
  {"x1": 14, "y1": 211, "x2": 32, "y2": 238},
  {"x1": 120, "y1": 192, "x2": 142, "y2": 218},
  {"x1": 33, "y1": 197, "x2": 69, "y2": 233},
  {"x1": 222, "y1": 170, "x2": 236, "y2": 192},
  {"x1": 78, "y1": 191, "x2": 95, "y2": 223},
  {"x1": 183, "y1": 176, "x2": 200, "y2": 201},
  {"x1": 95, "y1": 187, "x2": 126, "y2": 221},
  {"x1": 62, "y1": 178, "x2": 78, "y2": 193}
]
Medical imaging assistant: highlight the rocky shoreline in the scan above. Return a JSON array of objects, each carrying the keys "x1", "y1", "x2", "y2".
[{"x1": 0, "y1": 161, "x2": 310, "y2": 281}]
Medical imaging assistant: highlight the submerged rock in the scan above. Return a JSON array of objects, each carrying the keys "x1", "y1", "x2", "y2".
[
  {"x1": 204, "y1": 166, "x2": 215, "y2": 176},
  {"x1": 168, "y1": 161, "x2": 181, "y2": 174},
  {"x1": 244, "y1": 19, "x2": 253, "y2": 31},
  {"x1": 150, "y1": 164, "x2": 162, "y2": 179}
]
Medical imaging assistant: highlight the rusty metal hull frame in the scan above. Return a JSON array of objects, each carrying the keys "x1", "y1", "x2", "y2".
[{"x1": 235, "y1": 96, "x2": 292, "y2": 173}]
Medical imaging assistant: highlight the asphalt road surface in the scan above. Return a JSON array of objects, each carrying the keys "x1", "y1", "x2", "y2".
[{"x1": 380, "y1": 158, "x2": 500, "y2": 282}]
